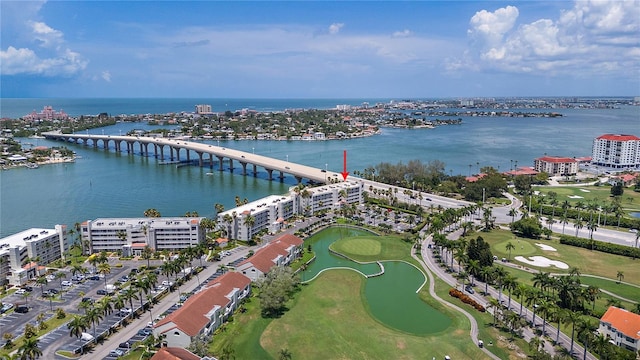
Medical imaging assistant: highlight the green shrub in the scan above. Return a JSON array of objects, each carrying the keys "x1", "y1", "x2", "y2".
[{"x1": 559, "y1": 235, "x2": 640, "y2": 258}]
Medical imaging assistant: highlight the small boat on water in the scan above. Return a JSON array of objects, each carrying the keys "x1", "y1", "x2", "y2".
[
  {"x1": 25, "y1": 163, "x2": 39, "y2": 169},
  {"x1": 205, "y1": 172, "x2": 214, "y2": 175},
  {"x1": 29, "y1": 135, "x2": 45, "y2": 139}
]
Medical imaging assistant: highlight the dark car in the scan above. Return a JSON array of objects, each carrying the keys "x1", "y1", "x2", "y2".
[
  {"x1": 81, "y1": 297, "x2": 94, "y2": 303},
  {"x1": 22, "y1": 286, "x2": 34, "y2": 292},
  {"x1": 47, "y1": 288, "x2": 59, "y2": 294},
  {"x1": 15, "y1": 305, "x2": 29, "y2": 313},
  {"x1": 118, "y1": 342, "x2": 132, "y2": 350},
  {"x1": 88, "y1": 275, "x2": 100, "y2": 281},
  {"x1": 465, "y1": 286, "x2": 475, "y2": 294},
  {"x1": 97, "y1": 289, "x2": 107, "y2": 295}
]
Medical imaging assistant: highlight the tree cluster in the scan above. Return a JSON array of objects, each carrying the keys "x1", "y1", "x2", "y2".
[
  {"x1": 466, "y1": 236, "x2": 494, "y2": 269},
  {"x1": 463, "y1": 169, "x2": 508, "y2": 201},
  {"x1": 510, "y1": 217, "x2": 543, "y2": 239},
  {"x1": 257, "y1": 266, "x2": 300, "y2": 317}
]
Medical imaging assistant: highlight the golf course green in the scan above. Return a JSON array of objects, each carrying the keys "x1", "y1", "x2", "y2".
[{"x1": 301, "y1": 226, "x2": 452, "y2": 335}]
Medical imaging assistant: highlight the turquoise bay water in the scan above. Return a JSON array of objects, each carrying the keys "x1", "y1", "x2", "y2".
[
  {"x1": 301, "y1": 227, "x2": 451, "y2": 335},
  {"x1": 1, "y1": 102, "x2": 638, "y2": 236}
]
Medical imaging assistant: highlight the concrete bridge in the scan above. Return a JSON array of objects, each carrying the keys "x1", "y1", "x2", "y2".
[{"x1": 42, "y1": 132, "x2": 337, "y2": 184}]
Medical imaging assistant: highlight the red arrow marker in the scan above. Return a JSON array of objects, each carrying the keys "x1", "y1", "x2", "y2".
[{"x1": 341, "y1": 150, "x2": 349, "y2": 181}]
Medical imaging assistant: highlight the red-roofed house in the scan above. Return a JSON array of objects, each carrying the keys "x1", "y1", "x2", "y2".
[
  {"x1": 214, "y1": 238, "x2": 229, "y2": 248},
  {"x1": 154, "y1": 272, "x2": 251, "y2": 348},
  {"x1": 592, "y1": 134, "x2": 640, "y2": 169},
  {"x1": 598, "y1": 306, "x2": 640, "y2": 352},
  {"x1": 236, "y1": 234, "x2": 303, "y2": 281},
  {"x1": 610, "y1": 173, "x2": 638, "y2": 186},
  {"x1": 150, "y1": 347, "x2": 200, "y2": 360},
  {"x1": 534, "y1": 156, "x2": 579, "y2": 176},
  {"x1": 503, "y1": 167, "x2": 539, "y2": 177},
  {"x1": 465, "y1": 173, "x2": 487, "y2": 183}
]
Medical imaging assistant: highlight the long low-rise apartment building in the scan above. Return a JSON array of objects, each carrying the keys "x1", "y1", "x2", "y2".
[
  {"x1": 154, "y1": 271, "x2": 251, "y2": 348},
  {"x1": 236, "y1": 234, "x2": 304, "y2": 281},
  {"x1": 217, "y1": 181, "x2": 363, "y2": 241},
  {"x1": 0, "y1": 225, "x2": 69, "y2": 285},
  {"x1": 81, "y1": 217, "x2": 205, "y2": 255}
]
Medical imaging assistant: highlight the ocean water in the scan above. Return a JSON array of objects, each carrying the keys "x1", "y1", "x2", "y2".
[{"x1": 1, "y1": 100, "x2": 638, "y2": 237}]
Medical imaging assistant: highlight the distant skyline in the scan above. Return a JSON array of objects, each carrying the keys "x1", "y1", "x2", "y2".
[{"x1": 1, "y1": 1, "x2": 639, "y2": 98}]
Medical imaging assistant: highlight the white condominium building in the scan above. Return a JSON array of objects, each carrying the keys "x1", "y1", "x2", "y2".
[
  {"x1": 217, "y1": 181, "x2": 364, "y2": 241},
  {"x1": 0, "y1": 225, "x2": 69, "y2": 285},
  {"x1": 81, "y1": 217, "x2": 205, "y2": 255},
  {"x1": 592, "y1": 134, "x2": 640, "y2": 169},
  {"x1": 533, "y1": 156, "x2": 579, "y2": 176}
]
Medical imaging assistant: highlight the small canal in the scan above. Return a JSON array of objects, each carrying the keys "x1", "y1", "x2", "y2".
[{"x1": 301, "y1": 226, "x2": 452, "y2": 335}]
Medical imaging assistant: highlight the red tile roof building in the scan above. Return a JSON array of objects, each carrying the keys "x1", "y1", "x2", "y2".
[
  {"x1": 150, "y1": 347, "x2": 201, "y2": 360},
  {"x1": 598, "y1": 306, "x2": 640, "y2": 352},
  {"x1": 236, "y1": 234, "x2": 303, "y2": 281},
  {"x1": 534, "y1": 156, "x2": 579, "y2": 176},
  {"x1": 154, "y1": 272, "x2": 251, "y2": 348},
  {"x1": 592, "y1": 134, "x2": 640, "y2": 169}
]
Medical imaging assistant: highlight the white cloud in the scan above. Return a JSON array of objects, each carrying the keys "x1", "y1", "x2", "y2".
[
  {"x1": 328, "y1": 23, "x2": 344, "y2": 35},
  {"x1": 0, "y1": 45, "x2": 87, "y2": 76},
  {"x1": 392, "y1": 29, "x2": 413, "y2": 38},
  {"x1": 29, "y1": 21, "x2": 64, "y2": 48},
  {"x1": 0, "y1": 4, "x2": 88, "y2": 77},
  {"x1": 462, "y1": 1, "x2": 640, "y2": 77},
  {"x1": 101, "y1": 71, "x2": 112, "y2": 82}
]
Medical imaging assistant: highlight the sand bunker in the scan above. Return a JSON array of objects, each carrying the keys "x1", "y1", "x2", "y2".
[
  {"x1": 579, "y1": 189, "x2": 591, "y2": 192},
  {"x1": 514, "y1": 256, "x2": 568, "y2": 269},
  {"x1": 535, "y1": 243, "x2": 557, "y2": 251},
  {"x1": 568, "y1": 195, "x2": 584, "y2": 199}
]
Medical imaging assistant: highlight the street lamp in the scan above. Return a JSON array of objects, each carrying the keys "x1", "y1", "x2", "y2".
[{"x1": 286, "y1": 155, "x2": 289, "y2": 162}]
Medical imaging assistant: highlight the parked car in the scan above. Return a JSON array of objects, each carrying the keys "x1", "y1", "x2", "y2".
[
  {"x1": 15, "y1": 305, "x2": 29, "y2": 313},
  {"x1": 137, "y1": 328, "x2": 152, "y2": 336},
  {"x1": 465, "y1": 286, "x2": 475, "y2": 294},
  {"x1": 47, "y1": 288, "x2": 59, "y2": 294},
  {"x1": 88, "y1": 275, "x2": 100, "y2": 281},
  {"x1": 61, "y1": 280, "x2": 72, "y2": 287},
  {"x1": 22, "y1": 286, "x2": 33, "y2": 292},
  {"x1": 109, "y1": 349, "x2": 124, "y2": 357},
  {"x1": 97, "y1": 289, "x2": 107, "y2": 295},
  {"x1": 81, "y1": 297, "x2": 94, "y2": 304},
  {"x1": 0, "y1": 303, "x2": 14, "y2": 313},
  {"x1": 15, "y1": 289, "x2": 28, "y2": 295},
  {"x1": 118, "y1": 342, "x2": 132, "y2": 350}
]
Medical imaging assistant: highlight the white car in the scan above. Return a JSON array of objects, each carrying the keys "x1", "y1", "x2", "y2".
[
  {"x1": 15, "y1": 289, "x2": 28, "y2": 295},
  {"x1": 61, "y1": 280, "x2": 72, "y2": 287},
  {"x1": 161, "y1": 281, "x2": 173, "y2": 287}
]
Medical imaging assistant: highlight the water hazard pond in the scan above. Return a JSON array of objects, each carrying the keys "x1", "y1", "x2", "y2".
[{"x1": 300, "y1": 226, "x2": 452, "y2": 335}]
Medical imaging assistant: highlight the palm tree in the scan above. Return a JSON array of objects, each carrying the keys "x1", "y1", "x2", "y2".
[
  {"x1": 525, "y1": 288, "x2": 541, "y2": 327},
  {"x1": 214, "y1": 203, "x2": 225, "y2": 215},
  {"x1": 143, "y1": 208, "x2": 161, "y2": 217},
  {"x1": 503, "y1": 274, "x2": 517, "y2": 309},
  {"x1": 616, "y1": 270, "x2": 624, "y2": 283},
  {"x1": 84, "y1": 307, "x2": 104, "y2": 338},
  {"x1": 278, "y1": 348, "x2": 292, "y2": 360},
  {"x1": 587, "y1": 219, "x2": 598, "y2": 241},
  {"x1": 479, "y1": 266, "x2": 494, "y2": 295},
  {"x1": 573, "y1": 217, "x2": 584, "y2": 237},
  {"x1": 551, "y1": 306, "x2": 567, "y2": 344},
  {"x1": 121, "y1": 287, "x2": 139, "y2": 317},
  {"x1": 18, "y1": 336, "x2": 42, "y2": 360},
  {"x1": 141, "y1": 246, "x2": 153, "y2": 268},
  {"x1": 55, "y1": 271, "x2": 66, "y2": 293},
  {"x1": 35, "y1": 276, "x2": 47, "y2": 298},
  {"x1": 97, "y1": 262, "x2": 111, "y2": 288},
  {"x1": 560, "y1": 213, "x2": 569, "y2": 235},
  {"x1": 585, "y1": 285, "x2": 601, "y2": 311},
  {"x1": 565, "y1": 310, "x2": 582, "y2": 356},
  {"x1": 508, "y1": 208, "x2": 518, "y2": 224},
  {"x1": 96, "y1": 296, "x2": 113, "y2": 317},
  {"x1": 487, "y1": 297, "x2": 502, "y2": 326},
  {"x1": 505, "y1": 241, "x2": 515, "y2": 261},
  {"x1": 242, "y1": 214, "x2": 256, "y2": 239},
  {"x1": 67, "y1": 315, "x2": 88, "y2": 339},
  {"x1": 513, "y1": 283, "x2": 528, "y2": 316}
]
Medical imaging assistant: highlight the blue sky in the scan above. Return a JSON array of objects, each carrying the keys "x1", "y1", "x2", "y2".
[{"x1": 1, "y1": 1, "x2": 639, "y2": 98}]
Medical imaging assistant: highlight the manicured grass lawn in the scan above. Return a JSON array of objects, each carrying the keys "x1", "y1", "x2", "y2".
[
  {"x1": 469, "y1": 229, "x2": 640, "y2": 286},
  {"x1": 331, "y1": 237, "x2": 381, "y2": 256},
  {"x1": 536, "y1": 185, "x2": 640, "y2": 211},
  {"x1": 330, "y1": 234, "x2": 412, "y2": 262},
  {"x1": 209, "y1": 296, "x2": 271, "y2": 359},
  {"x1": 260, "y1": 270, "x2": 489, "y2": 360}
]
